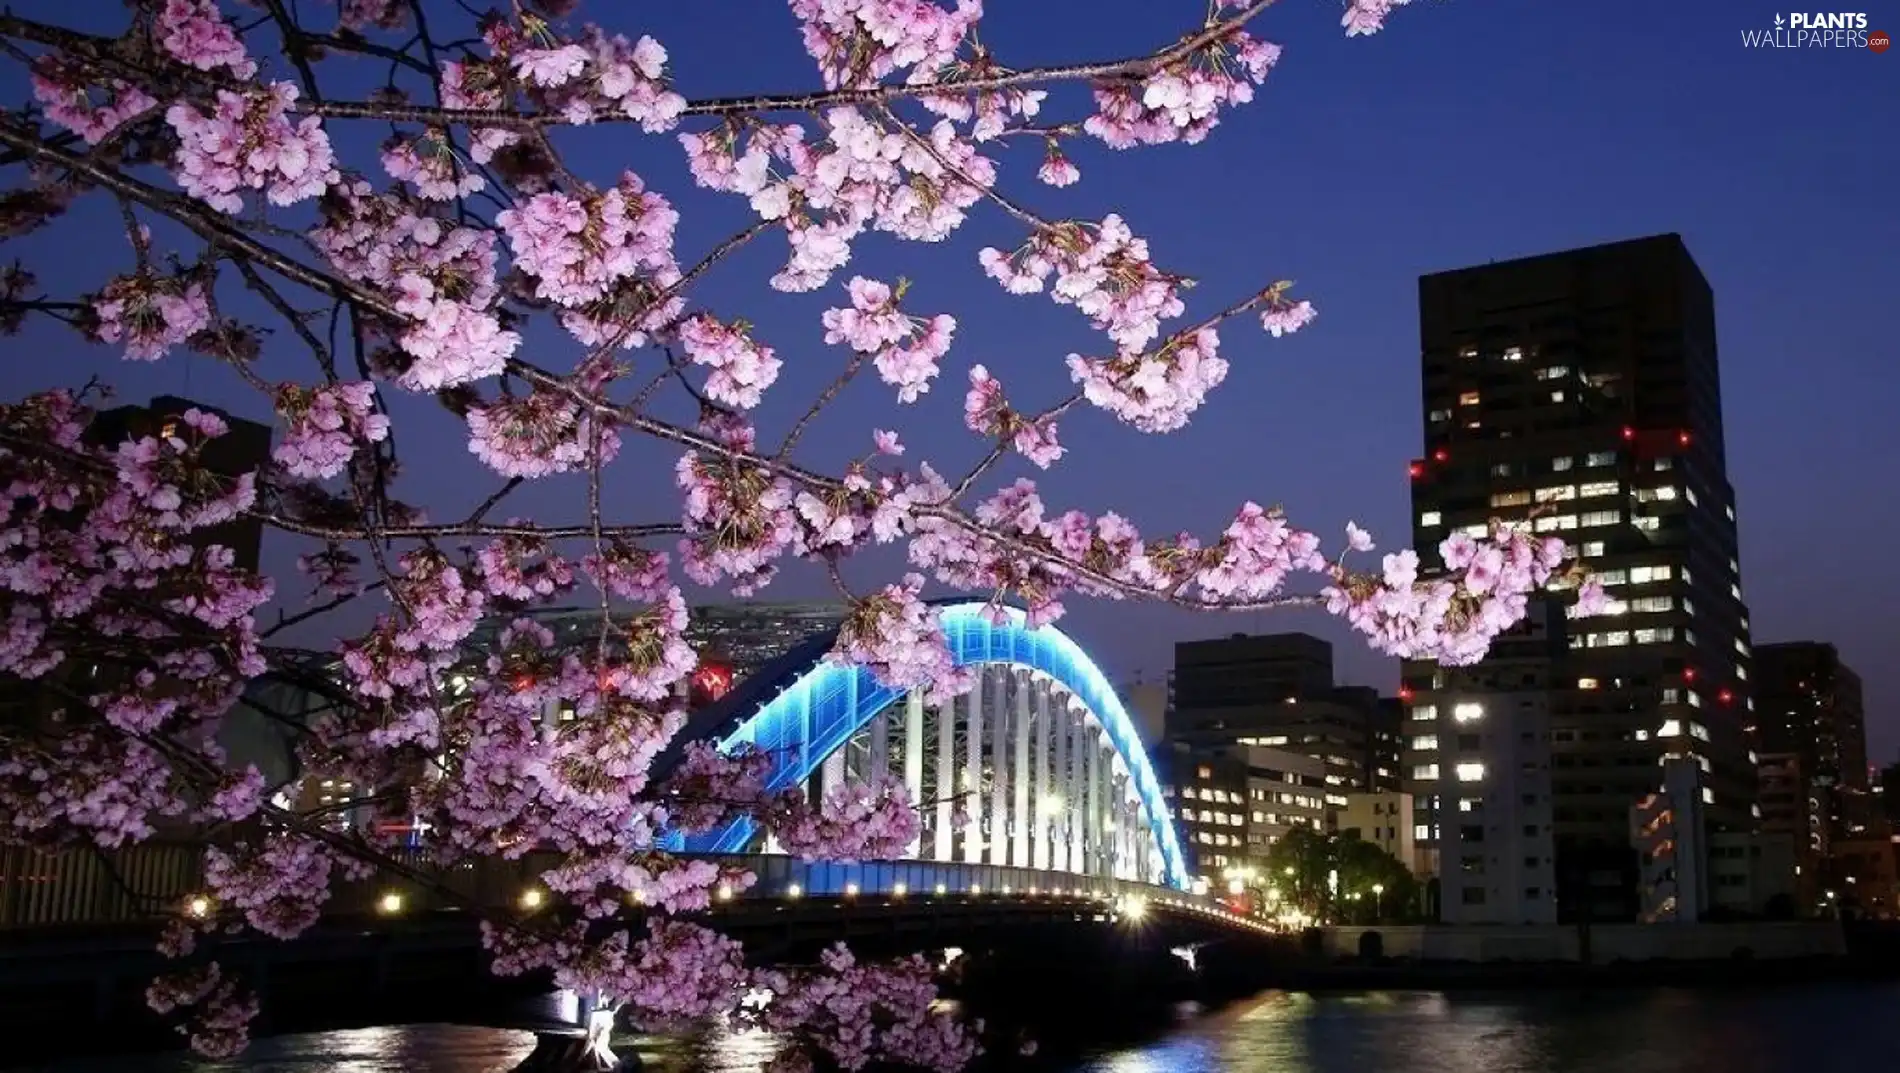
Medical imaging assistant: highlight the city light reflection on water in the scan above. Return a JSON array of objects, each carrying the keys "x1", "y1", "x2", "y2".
[{"x1": 23, "y1": 983, "x2": 1900, "y2": 1073}]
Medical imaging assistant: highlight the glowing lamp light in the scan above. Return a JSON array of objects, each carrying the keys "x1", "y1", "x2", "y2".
[
  {"x1": 690, "y1": 662, "x2": 735, "y2": 703},
  {"x1": 786, "y1": 883, "x2": 803, "y2": 899},
  {"x1": 715, "y1": 884, "x2": 734, "y2": 902},
  {"x1": 843, "y1": 882, "x2": 860, "y2": 898},
  {"x1": 892, "y1": 882, "x2": 907, "y2": 898},
  {"x1": 519, "y1": 888, "x2": 545, "y2": 911},
  {"x1": 934, "y1": 883, "x2": 948, "y2": 896},
  {"x1": 186, "y1": 895, "x2": 211, "y2": 919},
  {"x1": 970, "y1": 884, "x2": 984, "y2": 896},
  {"x1": 377, "y1": 892, "x2": 404, "y2": 915}
]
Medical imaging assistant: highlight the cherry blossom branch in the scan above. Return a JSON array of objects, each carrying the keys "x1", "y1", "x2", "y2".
[{"x1": 295, "y1": 0, "x2": 1282, "y2": 126}]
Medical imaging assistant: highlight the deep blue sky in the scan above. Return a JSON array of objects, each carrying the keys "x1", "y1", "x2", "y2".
[{"x1": 4, "y1": 2, "x2": 1895, "y2": 755}]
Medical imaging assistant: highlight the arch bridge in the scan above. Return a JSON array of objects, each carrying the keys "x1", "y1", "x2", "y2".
[{"x1": 658, "y1": 601, "x2": 1190, "y2": 893}]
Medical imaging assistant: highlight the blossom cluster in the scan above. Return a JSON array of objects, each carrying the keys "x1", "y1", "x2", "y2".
[
  {"x1": 1, "y1": 1, "x2": 1507, "y2": 1068},
  {"x1": 166, "y1": 83, "x2": 339, "y2": 214}
]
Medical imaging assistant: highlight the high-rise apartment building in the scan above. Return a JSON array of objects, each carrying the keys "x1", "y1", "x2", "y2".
[
  {"x1": 1402, "y1": 235, "x2": 1760, "y2": 920},
  {"x1": 1754, "y1": 642, "x2": 1867, "y2": 808}
]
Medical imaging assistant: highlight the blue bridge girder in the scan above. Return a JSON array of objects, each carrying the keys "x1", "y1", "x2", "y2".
[{"x1": 659, "y1": 602, "x2": 1190, "y2": 891}]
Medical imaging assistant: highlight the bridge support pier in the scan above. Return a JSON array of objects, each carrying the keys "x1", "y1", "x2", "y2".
[{"x1": 508, "y1": 993, "x2": 634, "y2": 1072}]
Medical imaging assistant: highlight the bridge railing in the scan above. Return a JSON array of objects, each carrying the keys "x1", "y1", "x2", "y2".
[{"x1": 1, "y1": 841, "x2": 1263, "y2": 935}]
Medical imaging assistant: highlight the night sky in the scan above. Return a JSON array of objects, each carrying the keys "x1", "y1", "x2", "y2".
[{"x1": 3, "y1": 3, "x2": 1894, "y2": 754}]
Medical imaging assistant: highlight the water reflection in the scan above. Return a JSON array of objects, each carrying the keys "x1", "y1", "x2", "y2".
[{"x1": 23, "y1": 983, "x2": 1900, "y2": 1073}]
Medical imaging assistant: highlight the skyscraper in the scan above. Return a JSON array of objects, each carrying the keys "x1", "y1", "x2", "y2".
[
  {"x1": 1401, "y1": 235, "x2": 1759, "y2": 920},
  {"x1": 1754, "y1": 642, "x2": 1868, "y2": 801}
]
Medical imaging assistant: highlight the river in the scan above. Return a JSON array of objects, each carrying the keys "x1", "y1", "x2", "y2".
[{"x1": 21, "y1": 983, "x2": 1900, "y2": 1072}]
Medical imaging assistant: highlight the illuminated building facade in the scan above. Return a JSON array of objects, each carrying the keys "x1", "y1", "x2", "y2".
[
  {"x1": 1168, "y1": 632, "x2": 1399, "y2": 796},
  {"x1": 1404, "y1": 234, "x2": 1759, "y2": 921}
]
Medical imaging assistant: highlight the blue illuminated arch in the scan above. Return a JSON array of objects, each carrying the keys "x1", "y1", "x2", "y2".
[{"x1": 664, "y1": 602, "x2": 1189, "y2": 890}]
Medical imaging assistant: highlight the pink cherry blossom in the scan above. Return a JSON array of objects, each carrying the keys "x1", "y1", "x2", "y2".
[
  {"x1": 156, "y1": 0, "x2": 257, "y2": 78},
  {"x1": 272, "y1": 382, "x2": 389, "y2": 480},
  {"x1": 166, "y1": 83, "x2": 340, "y2": 214},
  {"x1": 0, "y1": 4, "x2": 1569, "y2": 1066}
]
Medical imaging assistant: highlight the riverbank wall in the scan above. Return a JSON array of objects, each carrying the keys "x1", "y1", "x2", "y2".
[{"x1": 1316, "y1": 921, "x2": 1844, "y2": 963}]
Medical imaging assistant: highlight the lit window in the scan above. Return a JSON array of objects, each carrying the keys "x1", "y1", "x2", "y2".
[
  {"x1": 1579, "y1": 480, "x2": 1620, "y2": 498},
  {"x1": 1462, "y1": 523, "x2": 1489, "y2": 537},
  {"x1": 1551, "y1": 456, "x2": 1575, "y2": 471},
  {"x1": 1458, "y1": 391, "x2": 1481, "y2": 406},
  {"x1": 1659, "y1": 720, "x2": 1682, "y2": 738},
  {"x1": 1636, "y1": 485, "x2": 1678, "y2": 502},
  {"x1": 1634, "y1": 729, "x2": 1650, "y2": 742},
  {"x1": 1684, "y1": 487, "x2": 1699, "y2": 506},
  {"x1": 1629, "y1": 565, "x2": 1672, "y2": 583},
  {"x1": 1411, "y1": 705, "x2": 1438, "y2": 722},
  {"x1": 1429, "y1": 408, "x2": 1452, "y2": 423},
  {"x1": 1490, "y1": 462, "x2": 1514, "y2": 477},
  {"x1": 1412, "y1": 764, "x2": 1440, "y2": 780},
  {"x1": 1582, "y1": 541, "x2": 1606, "y2": 556},
  {"x1": 1411, "y1": 735, "x2": 1439, "y2": 751},
  {"x1": 1577, "y1": 677, "x2": 1600, "y2": 690},
  {"x1": 1533, "y1": 515, "x2": 1577, "y2": 532},
  {"x1": 1586, "y1": 451, "x2": 1617, "y2": 467},
  {"x1": 1452, "y1": 703, "x2": 1484, "y2": 723},
  {"x1": 1735, "y1": 665, "x2": 1749, "y2": 681},
  {"x1": 1726, "y1": 505, "x2": 1736, "y2": 521},
  {"x1": 1414, "y1": 823, "x2": 1432, "y2": 841},
  {"x1": 1536, "y1": 365, "x2": 1569, "y2": 380},
  {"x1": 1502, "y1": 347, "x2": 1524, "y2": 362},
  {"x1": 1419, "y1": 511, "x2": 1442, "y2": 527},
  {"x1": 1455, "y1": 763, "x2": 1486, "y2": 783},
  {"x1": 1628, "y1": 596, "x2": 1673, "y2": 614},
  {"x1": 1734, "y1": 638, "x2": 1749, "y2": 655},
  {"x1": 1534, "y1": 484, "x2": 1578, "y2": 503},
  {"x1": 1197, "y1": 766, "x2": 1211, "y2": 779},
  {"x1": 1702, "y1": 787, "x2": 1715, "y2": 804},
  {"x1": 1459, "y1": 346, "x2": 1478, "y2": 359},
  {"x1": 1491, "y1": 491, "x2": 1531, "y2": 508},
  {"x1": 1550, "y1": 390, "x2": 1566, "y2": 403},
  {"x1": 1580, "y1": 510, "x2": 1621, "y2": 527},
  {"x1": 1633, "y1": 516, "x2": 1660, "y2": 532},
  {"x1": 1689, "y1": 722, "x2": 1710, "y2": 742}
]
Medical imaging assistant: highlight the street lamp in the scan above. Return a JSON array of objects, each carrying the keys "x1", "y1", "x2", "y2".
[{"x1": 1372, "y1": 883, "x2": 1385, "y2": 920}]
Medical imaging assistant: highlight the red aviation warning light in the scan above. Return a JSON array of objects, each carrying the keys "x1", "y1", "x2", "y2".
[
  {"x1": 1432, "y1": 448, "x2": 1450, "y2": 463},
  {"x1": 1408, "y1": 461, "x2": 1426, "y2": 480},
  {"x1": 1622, "y1": 426, "x2": 1637, "y2": 441}
]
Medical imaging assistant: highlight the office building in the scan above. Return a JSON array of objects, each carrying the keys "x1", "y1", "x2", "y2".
[
  {"x1": 1337, "y1": 791, "x2": 1417, "y2": 871},
  {"x1": 1403, "y1": 234, "x2": 1759, "y2": 919},
  {"x1": 1411, "y1": 600, "x2": 1560, "y2": 924},
  {"x1": 1755, "y1": 751, "x2": 1826, "y2": 906},
  {"x1": 1632, "y1": 757, "x2": 1709, "y2": 922},
  {"x1": 1169, "y1": 633, "x2": 1395, "y2": 796},
  {"x1": 1754, "y1": 642, "x2": 1867, "y2": 829},
  {"x1": 1157, "y1": 743, "x2": 1250, "y2": 883}
]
